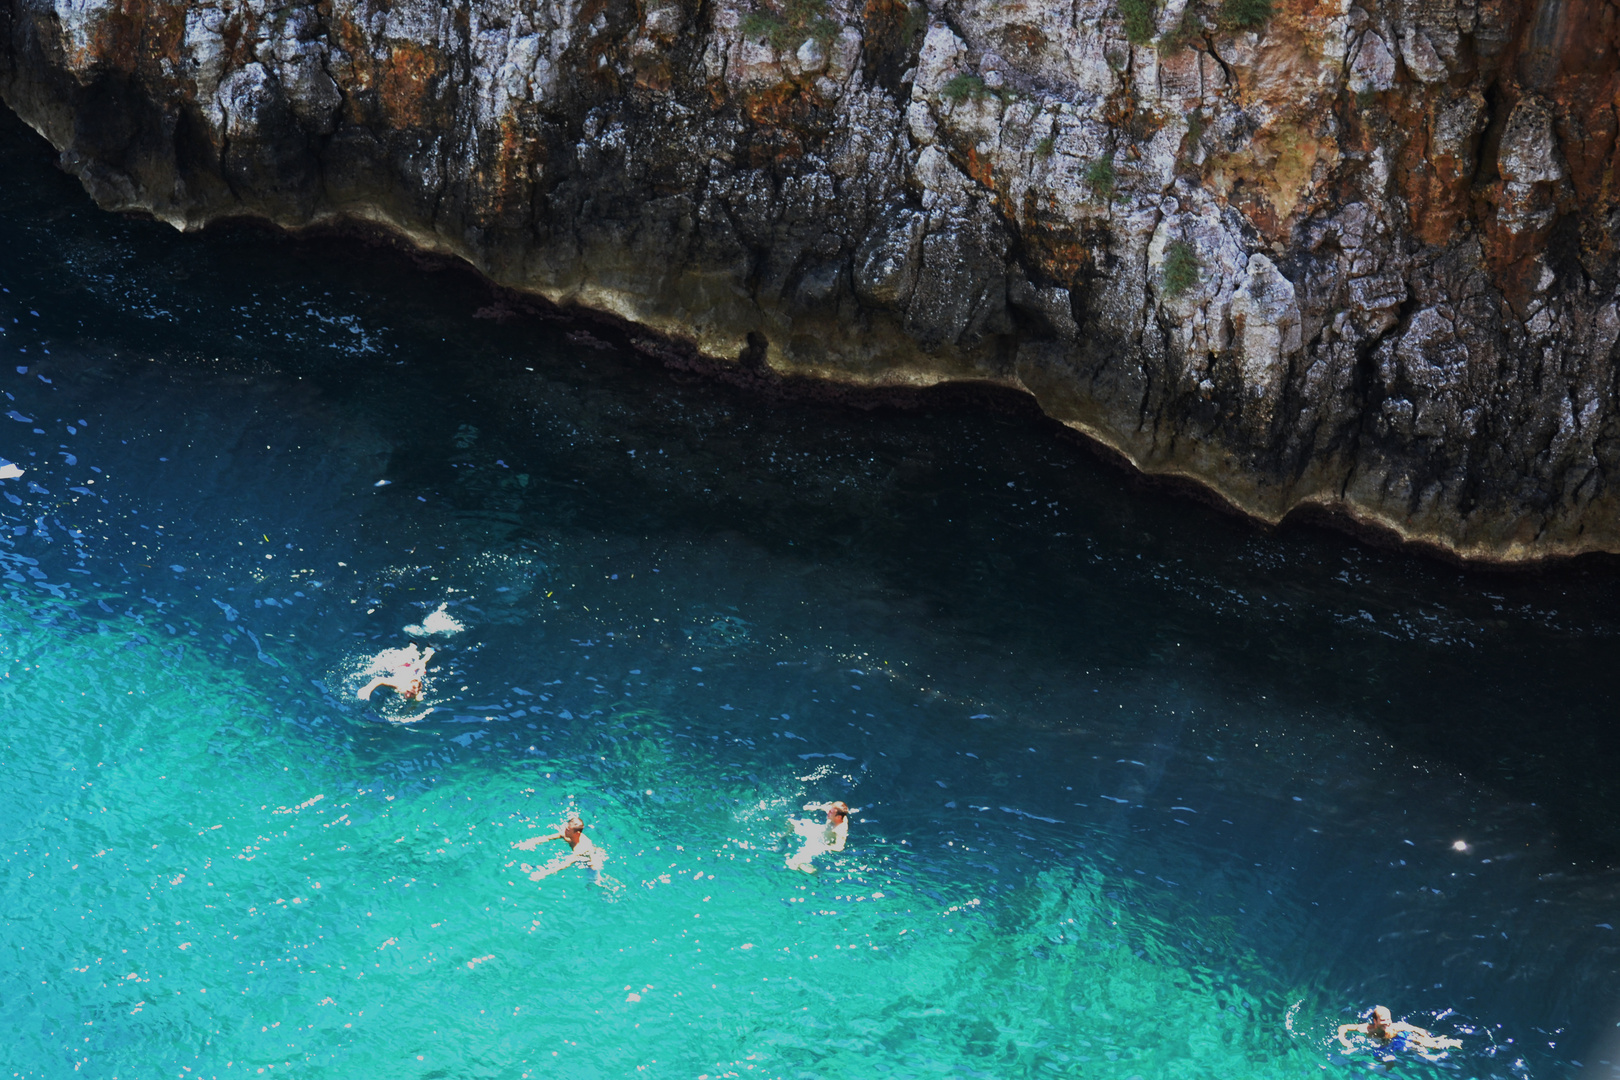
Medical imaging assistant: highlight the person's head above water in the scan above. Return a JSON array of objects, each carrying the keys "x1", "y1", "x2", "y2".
[
  {"x1": 827, "y1": 801, "x2": 850, "y2": 822},
  {"x1": 564, "y1": 815, "x2": 584, "y2": 834}
]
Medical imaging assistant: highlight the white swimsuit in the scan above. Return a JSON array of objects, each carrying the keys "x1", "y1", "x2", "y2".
[
  {"x1": 788, "y1": 817, "x2": 848, "y2": 868},
  {"x1": 550, "y1": 833, "x2": 605, "y2": 880}
]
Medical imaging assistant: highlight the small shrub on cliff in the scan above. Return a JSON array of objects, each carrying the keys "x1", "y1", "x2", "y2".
[
  {"x1": 1218, "y1": 0, "x2": 1273, "y2": 30},
  {"x1": 1118, "y1": 0, "x2": 1156, "y2": 45},
  {"x1": 740, "y1": 10, "x2": 790, "y2": 47},
  {"x1": 1035, "y1": 133, "x2": 1056, "y2": 157},
  {"x1": 941, "y1": 73, "x2": 998, "y2": 103},
  {"x1": 741, "y1": 0, "x2": 838, "y2": 51},
  {"x1": 1085, "y1": 157, "x2": 1118, "y2": 200},
  {"x1": 808, "y1": 14, "x2": 840, "y2": 44},
  {"x1": 787, "y1": 0, "x2": 839, "y2": 41},
  {"x1": 1162, "y1": 240, "x2": 1201, "y2": 297}
]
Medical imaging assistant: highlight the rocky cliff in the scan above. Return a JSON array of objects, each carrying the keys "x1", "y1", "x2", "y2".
[{"x1": 3, "y1": 0, "x2": 1618, "y2": 560}]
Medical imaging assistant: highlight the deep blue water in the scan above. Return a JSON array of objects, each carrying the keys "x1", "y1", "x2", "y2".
[{"x1": 0, "y1": 105, "x2": 1618, "y2": 1079}]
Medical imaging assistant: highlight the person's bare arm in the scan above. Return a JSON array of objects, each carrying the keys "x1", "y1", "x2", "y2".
[
  {"x1": 1336, "y1": 1023, "x2": 1365, "y2": 1049},
  {"x1": 514, "y1": 829, "x2": 564, "y2": 851},
  {"x1": 1398, "y1": 1026, "x2": 1460, "y2": 1051},
  {"x1": 357, "y1": 677, "x2": 387, "y2": 701}
]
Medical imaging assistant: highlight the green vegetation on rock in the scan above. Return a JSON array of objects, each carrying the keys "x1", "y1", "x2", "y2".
[
  {"x1": 941, "y1": 73, "x2": 999, "y2": 103},
  {"x1": 1035, "y1": 133, "x2": 1056, "y2": 157},
  {"x1": 1218, "y1": 0, "x2": 1273, "y2": 30},
  {"x1": 1085, "y1": 157, "x2": 1118, "y2": 201},
  {"x1": 1162, "y1": 240, "x2": 1201, "y2": 297},
  {"x1": 741, "y1": 0, "x2": 839, "y2": 51},
  {"x1": 1118, "y1": 0, "x2": 1156, "y2": 45}
]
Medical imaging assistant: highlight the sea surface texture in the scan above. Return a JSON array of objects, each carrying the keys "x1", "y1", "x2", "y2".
[{"x1": 0, "y1": 111, "x2": 1617, "y2": 1080}]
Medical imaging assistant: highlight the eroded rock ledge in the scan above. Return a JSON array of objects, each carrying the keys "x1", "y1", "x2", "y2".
[{"x1": 4, "y1": 0, "x2": 1619, "y2": 560}]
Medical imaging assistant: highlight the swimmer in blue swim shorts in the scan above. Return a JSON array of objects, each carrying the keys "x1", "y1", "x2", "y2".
[{"x1": 1337, "y1": 1006, "x2": 1461, "y2": 1060}]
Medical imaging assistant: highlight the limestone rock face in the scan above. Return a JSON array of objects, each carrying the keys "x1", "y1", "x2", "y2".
[{"x1": 4, "y1": 0, "x2": 1620, "y2": 561}]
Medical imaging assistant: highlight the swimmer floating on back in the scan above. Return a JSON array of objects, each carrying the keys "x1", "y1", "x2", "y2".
[
  {"x1": 514, "y1": 814, "x2": 606, "y2": 886},
  {"x1": 1337, "y1": 1006, "x2": 1461, "y2": 1060},
  {"x1": 786, "y1": 800, "x2": 852, "y2": 873},
  {"x1": 357, "y1": 643, "x2": 436, "y2": 702}
]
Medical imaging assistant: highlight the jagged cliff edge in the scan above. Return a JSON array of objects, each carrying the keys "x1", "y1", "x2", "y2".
[{"x1": 4, "y1": 0, "x2": 1620, "y2": 561}]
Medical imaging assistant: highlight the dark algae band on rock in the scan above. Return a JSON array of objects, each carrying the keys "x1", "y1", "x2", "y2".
[{"x1": 4, "y1": 0, "x2": 1620, "y2": 562}]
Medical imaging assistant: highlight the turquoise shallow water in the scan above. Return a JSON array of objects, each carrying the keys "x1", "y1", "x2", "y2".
[{"x1": 1, "y1": 107, "x2": 1618, "y2": 1079}]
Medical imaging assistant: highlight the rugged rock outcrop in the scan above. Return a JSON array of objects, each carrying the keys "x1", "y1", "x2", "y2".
[{"x1": 3, "y1": 0, "x2": 1619, "y2": 560}]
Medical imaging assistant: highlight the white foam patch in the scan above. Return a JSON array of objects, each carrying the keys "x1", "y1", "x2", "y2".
[{"x1": 405, "y1": 602, "x2": 465, "y2": 637}]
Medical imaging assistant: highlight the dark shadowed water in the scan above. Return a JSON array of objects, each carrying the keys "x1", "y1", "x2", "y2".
[{"x1": 1, "y1": 106, "x2": 1617, "y2": 1080}]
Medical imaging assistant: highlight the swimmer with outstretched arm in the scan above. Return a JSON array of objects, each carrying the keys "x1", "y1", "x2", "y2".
[
  {"x1": 1337, "y1": 1006, "x2": 1461, "y2": 1057},
  {"x1": 357, "y1": 644, "x2": 435, "y2": 701},
  {"x1": 514, "y1": 814, "x2": 605, "y2": 885}
]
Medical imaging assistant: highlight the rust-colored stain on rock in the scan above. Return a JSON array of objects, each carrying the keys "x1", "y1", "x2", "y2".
[{"x1": 379, "y1": 42, "x2": 445, "y2": 129}]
